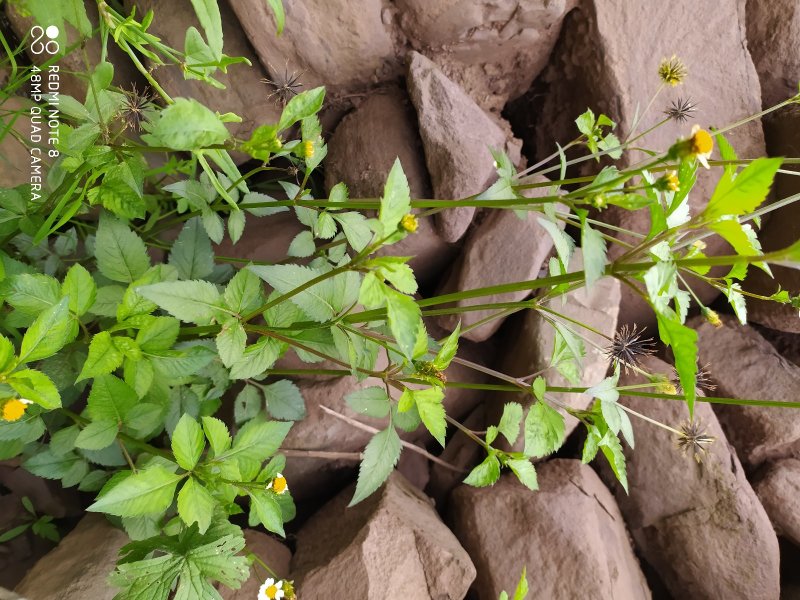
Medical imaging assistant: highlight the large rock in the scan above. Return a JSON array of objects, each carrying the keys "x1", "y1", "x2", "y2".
[
  {"x1": 323, "y1": 88, "x2": 457, "y2": 286},
  {"x1": 407, "y1": 51, "x2": 522, "y2": 242},
  {"x1": 607, "y1": 355, "x2": 780, "y2": 600},
  {"x1": 0, "y1": 97, "x2": 40, "y2": 189},
  {"x1": 527, "y1": 0, "x2": 765, "y2": 326},
  {"x1": 291, "y1": 471, "x2": 475, "y2": 600},
  {"x1": 449, "y1": 460, "x2": 650, "y2": 599},
  {"x1": 754, "y1": 458, "x2": 800, "y2": 547},
  {"x1": 692, "y1": 315, "x2": 800, "y2": 466},
  {"x1": 396, "y1": 0, "x2": 576, "y2": 112},
  {"x1": 15, "y1": 515, "x2": 128, "y2": 600},
  {"x1": 495, "y1": 250, "x2": 621, "y2": 442},
  {"x1": 741, "y1": 0, "x2": 800, "y2": 334},
  {"x1": 132, "y1": 0, "x2": 281, "y2": 145},
  {"x1": 220, "y1": 530, "x2": 291, "y2": 600},
  {"x1": 434, "y1": 180, "x2": 559, "y2": 341},
  {"x1": 229, "y1": 0, "x2": 400, "y2": 93},
  {"x1": 746, "y1": 0, "x2": 800, "y2": 107}
]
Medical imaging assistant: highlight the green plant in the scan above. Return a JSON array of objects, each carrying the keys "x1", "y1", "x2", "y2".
[
  {"x1": 1, "y1": 2, "x2": 799, "y2": 598},
  {"x1": 0, "y1": 496, "x2": 60, "y2": 543}
]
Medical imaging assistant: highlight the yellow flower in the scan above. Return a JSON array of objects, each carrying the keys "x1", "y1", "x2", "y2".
[
  {"x1": 400, "y1": 213, "x2": 418, "y2": 233},
  {"x1": 702, "y1": 307, "x2": 722, "y2": 328},
  {"x1": 692, "y1": 240, "x2": 707, "y2": 251},
  {"x1": 689, "y1": 125, "x2": 713, "y2": 169},
  {"x1": 655, "y1": 381, "x2": 678, "y2": 395},
  {"x1": 2, "y1": 398, "x2": 32, "y2": 422},
  {"x1": 302, "y1": 140, "x2": 314, "y2": 158},
  {"x1": 258, "y1": 578, "x2": 285, "y2": 600},
  {"x1": 658, "y1": 55, "x2": 687, "y2": 87},
  {"x1": 266, "y1": 473, "x2": 288, "y2": 495},
  {"x1": 665, "y1": 170, "x2": 679, "y2": 192}
]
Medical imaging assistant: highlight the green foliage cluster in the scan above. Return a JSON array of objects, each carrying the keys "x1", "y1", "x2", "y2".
[{"x1": 1, "y1": 1, "x2": 799, "y2": 598}]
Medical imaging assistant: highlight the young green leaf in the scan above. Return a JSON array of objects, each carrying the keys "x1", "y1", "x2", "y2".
[
  {"x1": 19, "y1": 297, "x2": 74, "y2": 364},
  {"x1": 249, "y1": 490, "x2": 285, "y2": 536},
  {"x1": 413, "y1": 387, "x2": 447, "y2": 447},
  {"x1": 656, "y1": 313, "x2": 697, "y2": 416},
  {"x1": 524, "y1": 401, "x2": 565, "y2": 458},
  {"x1": 507, "y1": 458, "x2": 538, "y2": 491},
  {"x1": 223, "y1": 268, "x2": 264, "y2": 315},
  {"x1": 77, "y1": 331, "x2": 124, "y2": 381},
  {"x1": 263, "y1": 380, "x2": 306, "y2": 421},
  {"x1": 171, "y1": 415, "x2": 205, "y2": 471},
  {"x1": 496, "y1": 402, "x2": 523, "y2": 446},
  {"x1": 704, "y1": 157, "x2": 782, "y2": 220},
  {"x1": 8, "y1": 369, "x2": 61, "y2": 410},
  {"x1": 345, "y1": 387, "x2": 390, "y2": 418},
  {"x1": 599, "y1": 431, "x2": 628, "y2": 493},
  {"x1": 385, "y1": 289, "x2": 421, "y2": 362},
  {"x1": 433, "y1": 322, "x2": 460, "y2": 371},
  {"x1": 142, "y1": 98, "x2": 230, "y2": 151},
  {"x1": 463, "y1": 453, "x2": 501, "y2": 487},
  {"x1": 188, "y1": 0, "x2": 223, "y2": 57},
  {"x1": 350, "y1": 427, "x2": 401, "y2": 506},
  {"x1": 379, "y1": 159, "x2": 411, "y2": 234},
  {"x1": 177, "y1": 476, "x2": 215, "y2": 534},
  {"x1": 580, "y1": 213, "x2": 607, "y2": 288},
  {"x1": 61, "y1": 264, "x2": 96, "y2": 316},
  {"x1": 74, "y1": 420, "x2": 118, "y2": 451},
  {"x1": 201, "y1": 416, "x2": 231, "y2": 458},
  {"x1": 278, "y1": 87, "x2": 325, "y2": 131},
  {"x1": 86, "y1": 375, "x2": 138, "y2": 424}
]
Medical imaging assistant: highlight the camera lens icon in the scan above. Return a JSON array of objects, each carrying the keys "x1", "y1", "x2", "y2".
[{"x1": 45, "y1": 25, "x2": 59, "y2": 39}]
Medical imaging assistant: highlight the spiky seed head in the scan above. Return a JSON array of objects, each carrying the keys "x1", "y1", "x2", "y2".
[
  {"x1": 606, "y1": 324, "x2": 656, "y2": 372},
  {"x1": 676, "y1": 419, "x2": 715, "y2": 463}
]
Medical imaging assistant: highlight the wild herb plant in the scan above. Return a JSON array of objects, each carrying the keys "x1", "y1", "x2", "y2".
[{"x1": 1, "y1": 1, "x2": 800, "y2": 598}]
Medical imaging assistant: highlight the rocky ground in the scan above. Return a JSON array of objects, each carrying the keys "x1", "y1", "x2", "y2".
[{"x1": 2, "y1": 0, "x2": 800, "y2": 599}]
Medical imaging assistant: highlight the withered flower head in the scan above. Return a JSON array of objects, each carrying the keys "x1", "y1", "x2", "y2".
[{"x1": 606, "y1": 324, "x2": 656, "y2": 372}]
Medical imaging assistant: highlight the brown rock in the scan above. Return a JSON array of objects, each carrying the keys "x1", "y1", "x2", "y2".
[
  {"x1": 608, "y1": 355, "x2": 780, "y2": 600},
  {"x1": 746, "y1": 0, "x2": 800, "y2": 107},
  {"x1": 15, "y1": 515, "x2": 128, "y2": 600},
  {"x1": 529, "y1": 0, "x2": 765, "y2": 326},
  {"x1": 754, "y1": 458, "x2": 800, "y2": 547},
  {"x1": 229, "y1": 0, "x2": 400, "y2": 93},
  {"x1": 495, "y1": 250, "x2": 621, "y2": 441},
  {"x1": 132, "y1": 0, "x2": 282, "y2": 146},
  {"x1": 0, "y1": 588, "x2": 25, "y2": 600},
  {"x1": 291, "y1": 471, "x2": 475, "y2": 600},
  {"x1": 397, "y1": 0, "x2": 577, "y2": 112},
  {"x1": 449, "y1": 460, "x2": 650, "y2": 599},
  {"x1": 323, "y1": 88, "x2": 457, "y2": 286},
  {"x1": 692, "y1": 315, "x2": 800, "y2": 466},
  {"x1": 434, "y1": 180, "x2": 559, "y2": 341},
  {"x1": 406, "y1": 51, "x2": 522, "y2": 242},
  {"x1": 325, "y1": 88, "x2": 430, "y2": 199},
  {"x1": 220, "y1": 530, "x2": 291, "y2": 600},
  {"x1": 0, "y1": 97, "x2": 40, "y2": 189}
]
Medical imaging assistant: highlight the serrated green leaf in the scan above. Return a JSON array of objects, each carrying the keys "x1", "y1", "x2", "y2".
[
  {"x1": 507, "y1": 458, "x2": 538, "y2": 491},
  {"x1": 62, "y1": 264, "x2": 96, "y2": 316},
  {"x1": 414, "y1": 387, "x2": 446, "y2": 447},
  {"x1": 142, "y1": 98, "x2": 230, "y2": 151},
  {"x1": 350, "y1": 427, "x2": 401, "y2": 506},
  {"x1": 249, "y1": 490, "x2": 284, "y2": 536},
  {"x1": 656, "y1": 313, "x2": 697, "y2": 416},
  {"x1": 86, "y1": 375, "x2": 138, "y2": 423},
  {"x1": 264, "y1": 379, "x2": 306, "y2": 421},
  {"x1": 77, "y1": 331, "x2": 124, "y2": 381},
  {"x1": 333, "y1": 211, "x2": 372, "y2": 252},
  {"x1": 169, "y1": 218, "x2": 214, "y2": 280},
  {"x1": 136, "y1": 317, "x2": 180, "y2": 352},
  {"x1": 8, "y1": 369, "x2": 61, "y2": 409},
  {"x1": 234, "y1": 385, "x2": 262, "y2": 425},
  {"x1": 580, "y1": 213, "x2": 606, "y2": 288},
  {"x1": 345, "y1": 386, "x2": 390, "y2": 418},
  {"x1": 0, "y1": 273, "x2": 60, "y2": 315},
  {"x1": 171, "y1": 415, "x2": 205, "y2": 471},
  {"x1": 229, "y1": 336, "x2": 282, "y2": 380},
  {"x1": 75, "y1": 420, "x2": 118, "y2": 450},
  {"x1": 216, "y1": 319, "x2": 246, "y2": 367},
  {"x1": 177, "y1": 476, "x2": 215, "y2": 534},
  {"x1": 88, "y1": 466, "x2": 182, "y2": 517},
  {"x1": 705, "y1": 157, "x2": 782, "y2": 220},
  {"x1": 201, "y1": 416, "x2": 231, "y2": 458},
  {"x1": 379, "y1": 159, "x2": 411, "y2": 234},
  {"x1": 137, "y1": 280, "x2": 222, "y2": 324},
  {"x1": 524, "y1": 401, "x2": 565, "y2": 458},
  {"x1": 464, "y1": 453, "x2": 501, "y2": 487},
  {"x1": 287, "y1": 230, "x2": 315, "y2": 258},
  {"x1": 223, "y1": 268, "x2": 263, "y2": 315},
  {"x1": 599, "y1": 431, "x2": 628, "y2": 493},
  {"x1": 496, "y1": 402, "x2": 523, "y2": 446},
  {"x1": 433, "y1": 322, "x2": 460, "y2": 370},
  {"x1": 385, "y1": 289, "x2": 420, "y2": 362},
  {"x1": 278, "y1": 87, "x2": 325, "y2": 132},
  {"x1": 18, "y1": 298, "x2": 74, "y2": 364},
  {"x1": 95, "y1": 212, "x2": 150, "y2": 283}
]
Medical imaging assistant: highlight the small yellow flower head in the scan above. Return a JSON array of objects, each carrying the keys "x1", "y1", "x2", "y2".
[
  {"x1": 400, "y1": 213, "x2": 418, "y2": 233},
  {"x1": 655, "y1": 380, "x2": 678, "y2": 395},
  {"x1": 302, "y1": 139, "x2": 314, "y2": 159},
  {"x1": 665, "y1": 170, "x2": 680, "y2": 192},
  {"x1": 658, "y1": 55, "x2": 687, "y2": 87},
  {"x1": 702, "y1": 307, "x2": 722, "y2": 328},
  {"x1": 2, "y1": 398, "x2": 32, "y2": 422},
  {"x1": 590, "y1": 194, "x2": 607, "y2": 209},
  {"x1": 266, "y1": 473, "x2": 288, "y2": 495},
  {"x1": 692, "y1": 239, "x2": 707, "y2": 251},
  {"x1": 258, "y1": 578, "x2": 285, "y2": 600},
  {"x1": 689, "y1": 125, "x2": 713, "y2": 169},
  {"x1": 281, "y1": 580, "x2": 296, "y2": 600}
]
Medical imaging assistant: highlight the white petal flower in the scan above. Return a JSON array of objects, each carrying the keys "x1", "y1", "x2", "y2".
[{"x1": 258, "y1": 578, "x2": 285, "y2": 600}]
